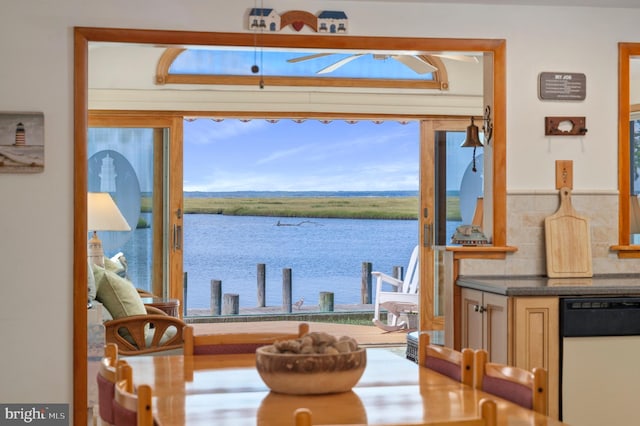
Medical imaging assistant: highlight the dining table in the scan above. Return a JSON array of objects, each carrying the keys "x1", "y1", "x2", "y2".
[{"x1": 124, "y1": 348, "x2": 568, "y2": 426}]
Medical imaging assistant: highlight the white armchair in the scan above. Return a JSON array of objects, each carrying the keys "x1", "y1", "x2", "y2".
[{"x1": 372, "y1": 245, "x2": 420, "y2": 331}]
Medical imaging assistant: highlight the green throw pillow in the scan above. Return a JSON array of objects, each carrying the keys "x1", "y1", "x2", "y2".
[
  {"x1": 93, "y1": 265, "x2": 146, "y2": 319},
  {"x1": 103, "y1": 256, "x2": 126, "y2": 278}
]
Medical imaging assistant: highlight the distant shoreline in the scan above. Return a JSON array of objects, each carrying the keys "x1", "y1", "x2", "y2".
[
  {"x1": 184, "y1": 190, "x2": 421, "y2": 198},
  {"x1": 183, "y1": 196, "x2": 421, "y2": 220},
  {"x1": 143, "y1": 192, "x2": 461, "y2": 220}
]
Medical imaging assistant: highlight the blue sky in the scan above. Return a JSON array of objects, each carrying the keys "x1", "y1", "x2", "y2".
[
  {"x1": 172, "y1": 49, "x2": 436, "y2": 80},
  {"x1": 183, "y1": 118, "x2": 423, "y2": 192}
]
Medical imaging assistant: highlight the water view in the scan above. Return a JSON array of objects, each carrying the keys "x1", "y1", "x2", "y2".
[
  {"x1": 114, "y1": 193, "x2": 464, "y2": 313},
  {"x1": 183, "y1": 214, "x2": 419, "y2": 310}
]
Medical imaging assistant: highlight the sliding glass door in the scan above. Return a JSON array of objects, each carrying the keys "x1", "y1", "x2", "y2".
[
  {"x1": 88, "y1": 114, "x2": 184, "y2": 302},
  {"x1": 421, "y1": 118, "x2": 484, "y2": 332}
]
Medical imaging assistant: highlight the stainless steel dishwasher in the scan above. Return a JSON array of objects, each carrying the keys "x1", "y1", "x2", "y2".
[{"x1": 560, "y1": 297, "x2": 640, "y2": 425}]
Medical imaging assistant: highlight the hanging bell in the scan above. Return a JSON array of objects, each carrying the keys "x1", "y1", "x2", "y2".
[
  {"x1": 461, "y1": 117, "x2": 484, "y2": 173},
  {"x1": 460, "y1": 117, "x2": 483, "y2": 148}
]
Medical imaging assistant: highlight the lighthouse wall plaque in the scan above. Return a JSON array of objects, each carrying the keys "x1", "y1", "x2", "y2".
[{"x1": 0, "y1": 112, "x2": 44, "y2": 173}]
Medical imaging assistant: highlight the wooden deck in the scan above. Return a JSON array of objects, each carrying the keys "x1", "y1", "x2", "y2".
[{"x1": 189, "y1": 320, "x2": 410, "y2": 347}]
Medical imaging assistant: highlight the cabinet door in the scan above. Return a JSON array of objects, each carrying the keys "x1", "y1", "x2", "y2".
[
  {"x1": 513, "y1": 297, "x2": 559, "y2": 419},
  {"x1": 460, "y1": 288, "x2": 508, "y2": 363},
  {"x1": 460, "y1": 288, "x2": 484, "y2": 350},
  {"x1": 483, "y1": 292, "x2": 508, "y2": 364}
]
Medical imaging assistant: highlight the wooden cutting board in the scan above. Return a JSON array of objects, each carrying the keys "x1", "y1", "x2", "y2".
[{"x1": 545, "y1": 187, "x2": 593, "y2": 277}]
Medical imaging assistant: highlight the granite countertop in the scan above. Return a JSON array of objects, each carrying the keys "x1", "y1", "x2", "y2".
[{"x1": 456, "y1": 274, "x2": 640, "y2": 297}]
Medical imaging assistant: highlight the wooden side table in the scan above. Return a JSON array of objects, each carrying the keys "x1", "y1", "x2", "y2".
[{"x1": 141, "y1": 297, "x2": 180, "y2": 317}]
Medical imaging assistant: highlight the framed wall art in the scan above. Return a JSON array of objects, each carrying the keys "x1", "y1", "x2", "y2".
[{"x1": 0, "y1": 112, "x2": 44, "y2": 173}]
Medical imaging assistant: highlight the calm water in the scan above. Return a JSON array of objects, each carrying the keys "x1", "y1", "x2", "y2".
[
  {"x1": 116, "y1": 212, "x2": 461, "y2": 311},
  {"x1": 183, "y1": 215, "x2": 419, "y2": 309}
]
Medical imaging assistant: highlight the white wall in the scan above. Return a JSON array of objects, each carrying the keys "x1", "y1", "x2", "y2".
[{"x1": 2, "y1": 0, "x2": 640, "y2": 421}]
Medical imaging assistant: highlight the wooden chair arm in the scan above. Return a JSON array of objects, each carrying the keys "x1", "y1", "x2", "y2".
[
  {"x1": 144, "y1": 305, "x2": 168, "y2": 315},
  {"x1": 136, "y1": 288, "x2": 156, "y2": 298},
  {"x1": 104, "y1": 314, "x2": 187, "y2": 356}
]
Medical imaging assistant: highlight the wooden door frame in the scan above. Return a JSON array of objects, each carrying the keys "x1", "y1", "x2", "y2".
[
  {"x1": 74, "y1": 27, "x2": 506, "y2": 424},
  {"x1": 615, "y1": 43, "x2": 640, "y2": 257}
]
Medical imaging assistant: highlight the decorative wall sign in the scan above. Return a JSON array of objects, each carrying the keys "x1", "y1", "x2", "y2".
[
  {"x1": 545, "y1": 116, "x2": 587, "y2": 136},
  {"x1": 538, "y1": 72, "x2": 586, "y2": 101},
  {"x1": 248, "y1": 8, "x2": 348, "y2": 33},
  {"x1": 0, "y1": 112, "x2": 44, "y2": 173}
]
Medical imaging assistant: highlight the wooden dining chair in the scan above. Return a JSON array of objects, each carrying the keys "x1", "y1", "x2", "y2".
[
  {"x1": 293, "y1": 398, "x2": 497, "y2": 426},
  {"x1": 96, "y1": 342, "x2": 125, "y2": 425},
  {"x1": 418, "y1": 332, "x2": 474, "y2": 386},
  {"x1": 112, "y1": 362, "x2": 154, "y2": 426},
  {"x1": 183, "y1": 322, "x2": 309, "y2": 355},
  {"x1": 473, "y1": 349, "x2": 547, "y2": 415}
]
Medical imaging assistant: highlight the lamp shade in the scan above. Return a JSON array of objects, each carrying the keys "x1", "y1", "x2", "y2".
[{"x1": 87, "y1": 192, "x2": 131, "y2": 232}]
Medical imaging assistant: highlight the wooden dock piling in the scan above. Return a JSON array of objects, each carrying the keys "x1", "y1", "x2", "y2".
[
  {"x1": 282, "y1": 268, "x2": 292, "y2": 313},
  {"x1": 183, "y1": 271, "x2": 188, "y2": 316},
  {"x1": 361, "y1": 262, "x2": 372, "y2": 304},
  {"x1": 393, "y1": 266, "x2": 404, "y2": 281},
  {"x1": 257, "y1": 263, "x2": 266, "y2": 307},
  {"x1": 211, "y1": 279, "x2": 222, "y2": 315},
  {"x1": 319, "y1": 291, "x2": 334, "y2": 312},
  {"x1": 222, "y1": 293, "x2": 239, "y2": 315}
]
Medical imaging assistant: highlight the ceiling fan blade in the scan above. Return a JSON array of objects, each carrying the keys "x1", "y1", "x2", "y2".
[
  {"x1": 317, "y1": 54, "x2": 365, "y2": 74},
  {"x1": 431, "y1": 53, "x2": 479, "y2": 63},
  {"x1": 287, "y1": 53, "x2": 334, "y2": 63},
  {"x1": 391, "y1": 55, "x2": 438, "y2": 74}
]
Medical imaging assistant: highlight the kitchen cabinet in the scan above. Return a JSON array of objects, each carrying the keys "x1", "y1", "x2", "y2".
[
  {"x1": 455, "y1": 275, "x2": 640, "y2": 419},
  {"x1": 458, "y1": 278, "x2": 562, "y2": 418},
  {"x1": 460, "y1": 288, "x2": 508, "y2": 364}
]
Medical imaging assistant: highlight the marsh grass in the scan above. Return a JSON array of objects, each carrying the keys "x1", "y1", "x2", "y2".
[{"x1": 143, "y1": 196, "x2": 460, "y2": 220}]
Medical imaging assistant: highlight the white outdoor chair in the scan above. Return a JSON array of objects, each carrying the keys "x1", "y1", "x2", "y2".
[{"x1": 372, "y1": 245, "x2": 420, "y2": 331}]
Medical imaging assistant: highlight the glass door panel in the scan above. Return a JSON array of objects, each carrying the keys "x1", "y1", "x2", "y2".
[
  {"x1": 435, "y1": 127, "x2": 483, "y2": 316},
  {"x1": 436, "y1": 129, "x2": 484, "y2": 247},
  {"x1": 630, "y1": 114, "x2": 640, "y2": 244},
  {"x1": 88, "y1": 126, "x2": 170, "y2": 297},
  {"x1": 421, "y1": 119, "x2": 484, "y2": 332}
]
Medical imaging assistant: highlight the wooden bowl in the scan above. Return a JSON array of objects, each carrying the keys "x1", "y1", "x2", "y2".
[{"x1": 255, "y1": 346, "x2": 367, "y2": 395}]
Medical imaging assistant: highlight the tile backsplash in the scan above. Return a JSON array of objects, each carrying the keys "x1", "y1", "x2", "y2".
[{"x1": 460, "y1": 191, "x2": 640, "y2": 276}]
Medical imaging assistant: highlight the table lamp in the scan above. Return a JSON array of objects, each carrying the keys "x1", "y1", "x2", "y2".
[{"x1": 88, "y1": 192, "x2": 131, "y2": 267}]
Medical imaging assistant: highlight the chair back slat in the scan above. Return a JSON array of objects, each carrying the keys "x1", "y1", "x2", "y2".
[
  {"x1": 481, "y1": 375, "x2": 533, "y2": 410},
  {"x1": 419, "y1": 333, "x2": 474, "y2": 387},
  {"x1": 96, "y1": 373, "x2": 116, "y2": 424},
  {"x1": 96, "y1": 343, "x2": 120, "y2": 424},
  {"x1": 113, "y1": 379, "x2": 154, "y2": 426},
  {"x1": 473, "y1": 349, "x2": 548, "y2": 415},
  {"x1": 425, "y1": 356, "x2": 463, "y2": 383}
]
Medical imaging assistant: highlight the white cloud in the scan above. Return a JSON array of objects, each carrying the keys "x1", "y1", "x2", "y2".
[
  {"x1": 255, "y1": 145, "x2": 309, "y2": 165},
  {"x1": 185, "y1": 119, "x2": 268, "y2": 145}
]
